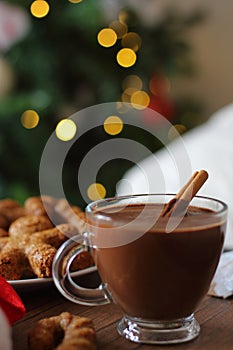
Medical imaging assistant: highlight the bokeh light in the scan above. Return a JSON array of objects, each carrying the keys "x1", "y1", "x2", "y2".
[
  {"x1": 116, "y1": 48, "x2": 137, "y2": 68},
  {"x1": 131, "y1": 91, "x2": 150, "y2": 110},
  {"x1": 149, "y1": 75, "x2": 171, "y2": 96},
  {"x1": 30, "y1": 0, "x2": 50, "y2": 18},
  {"x1": 122, "y1": 75, "x2": 143, "y2": 90},
  {"x1": 124, "y1": 87, "x2": 138, "y2": 96},
  {"x1": 121, "y1": 32, "x2": 142, "y2": 52},
  {"x1": 68, "y1": 0, "x2": 83, "y2": 3},
  {"x1": 116, "y1": 101, "x2": 131, "y2": 114},
  {"x1": 87, "y1": 183, "x2": 106, "y2": 201},
  {"x1": 118, "y1": 10, "x2": 129, "y2": 24},
  {"x1": 121, "y1": 91, "x2": 131, "y2": 103},
  {"x1": 104, "y1": 116, "x2": 123, "y2": 135},
  {"x1": 21, "y1": 110, "x2": 40, "y2": 129},
  {"x1": 97, "y1": 28, "x2": 117, "y2": 48},
  {"x1": 168, "y1": 124, "x2": 187, "y2": 141},
  {"x1": 121, "y1": 87, "x2": 138, "y2": 103},
  {"x1": 109, "y1": 20, "x2": 128, "y2": 39},
  {"x1": 55, "y1": 119, "x2": 77, "y2": 141}
]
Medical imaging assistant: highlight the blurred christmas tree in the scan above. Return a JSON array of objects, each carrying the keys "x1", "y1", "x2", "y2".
[{"x1": 0, "y1": 0, "x2": 205, "y2": 206}]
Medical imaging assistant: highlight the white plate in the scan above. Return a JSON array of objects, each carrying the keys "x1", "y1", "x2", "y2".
[{"x1": 9, "y1": 266, "x2": 97, "y2": 292}]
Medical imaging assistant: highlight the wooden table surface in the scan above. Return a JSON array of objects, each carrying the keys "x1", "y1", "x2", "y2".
[{"x1": 12, "y1": 271, "x2": 233, "y2": 350}]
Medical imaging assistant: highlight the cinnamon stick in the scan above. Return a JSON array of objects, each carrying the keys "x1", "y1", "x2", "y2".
[
  {"x1": 161, "y1": 171, "x2": 199, "y2": 217},
  {"x1": 162, "y1": 170, "x2": 209, "y2": 217}
]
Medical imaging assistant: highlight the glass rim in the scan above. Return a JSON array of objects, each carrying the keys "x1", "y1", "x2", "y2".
[{"x1": 86, "y1": 193, "x2": 228, "y2": 215}]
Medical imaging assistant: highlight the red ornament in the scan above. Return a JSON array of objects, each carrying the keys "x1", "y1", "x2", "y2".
[
  {"x1": 0, "y1": 276, "x2": 26, "y2": 325},
  {"x1": 148, "y1": 94, "x2": 175, "y2": 121},
  {"x1": 143, "y1": 73, "x2": 175, "y2": 125}
]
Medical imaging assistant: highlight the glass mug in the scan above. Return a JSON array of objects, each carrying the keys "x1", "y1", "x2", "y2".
[{"x1": 52, "y1": 194, "x2": 227, "y2": 344}]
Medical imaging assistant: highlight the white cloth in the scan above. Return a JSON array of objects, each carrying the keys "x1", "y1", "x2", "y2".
[
  {"x1": 117, "y1": 103, "x2": 233, "y2": 249},
  {"x1": 0, "y1": 309, "x2": 12, "y2": 350},
  {"x1": 208, "y1": 250, "x2": 233, "y2": 298}
]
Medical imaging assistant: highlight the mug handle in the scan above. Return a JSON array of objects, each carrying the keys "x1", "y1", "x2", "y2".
[{"x1": 52, "y1": 234, "x2": 111, "y2": 306}]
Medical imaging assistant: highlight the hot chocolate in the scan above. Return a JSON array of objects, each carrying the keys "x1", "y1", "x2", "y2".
[
  {"x1": 52, "y1": 193, "x2": 228, "y2": 344},
  {"x1": 90, "y1": 203, "x2": 225, "y2": 320}
]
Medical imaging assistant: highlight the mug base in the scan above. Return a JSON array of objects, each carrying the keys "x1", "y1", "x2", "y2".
[{"x1": 117, "y1": 314, "x2": 200, "y2": 344}]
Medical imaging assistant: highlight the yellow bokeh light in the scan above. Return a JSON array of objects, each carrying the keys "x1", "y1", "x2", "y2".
[
  {"x1": 21, "y1": 110, "x2": 40, "y2": 129},
  {"x1": 121, "y1": 32, "x2": 142, "y2": 52},
  {"x1": 131, "y1": 91, "x2": 150, "y2": 110},
  {"x1": 116, "y1": 101, "x2": 131, "y2": 114},
  {"x1": 121, "y1": 91, "x2": 131, "y2": 103},
  {"x1": 121, "y1": 87, "x2": 138, "y2": 103},
  {"x1": 109, "y1": 20, "x2": 128, "y2": 39},
  {"x1": 124, "y1": 87, "x2": 138, "y2": 96},
  {"x1": 168, "y1": 124, "x2": 187, "y2": 141},
  {"x1": 118, "y1": 10, "x2": 129, "y2": 24},
  {"x1": 104, "y1": 116, "x2": 123, "y2": 135},
  {"x1": 30, "y1": 0, "x2": 50, "y2": 18},
  {"x1": 116, "y1": 48, "x2": 137, "y2": 68},
  {"x1": 87, "y1": 183, "x2": 106, "y2": 201},
  {"x1": 122, "y1": 75, "x2": 143, "y2": 90},
  {"x1": 97, "y1": 28, "x2": 117, "y2": 48},
  {"x1": 56, "y1": 119, "x2": 77, "y2": 141},
  {"x1": 68, "y1": 0, "x2": 83, "y2": 3}
]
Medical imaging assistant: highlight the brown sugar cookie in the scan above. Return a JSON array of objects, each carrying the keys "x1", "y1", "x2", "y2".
[
  {"x1": 0, "y1": 198, "x2": 25, "y2": 225},
  {"x1": 28, "y1": 312, "x2": 97, "y2": 350},
  {"x1": 54, "y1": 199, "x2": 86, "y2": 233},
  {"x1": 9, "y1": 215, "x2": 53, "y2": 240},
  {"x1": 1, "y1": 222, "x2": 81, "y2": 279},
  {"x1": 0, "y1": 207, "x2": 26, "y2": 225},
  {"x1": 0, "y1": 196, "x2": 94, "y2": 281},
  {"x1": 29, "y1": 224, "x2": 78, "y2": 249},
  {"x1": 24, "y1": 196, "x2": 52, "y2": 216},
  {"x1": 0, "y1": 228, "x2": 8, "y2": 238},
  {"x1": 0, "y1": 243, "x2": 33, "y2": 280},
  {"x1": 0, "y1": 214, "x2": 9, "y2": 230},
  {"x1": 24, "y1": 224, "x2": 79, "y2": 277},
  {"x1": 25, "y1": 243, "x2": 57, "y2": 278},
  {"x1": 0, "y1": 237, "x2": 9, "y2": 251},
  {"x1": 0, "y1": 198, "x2": 21, "y2": 210}
]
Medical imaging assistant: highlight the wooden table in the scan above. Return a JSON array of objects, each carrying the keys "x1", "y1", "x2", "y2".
[{"x1": 12, "y1": 271, "x2": 233, "y2": 350}]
